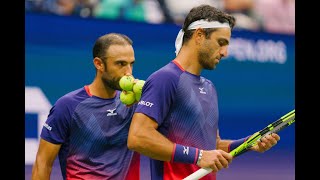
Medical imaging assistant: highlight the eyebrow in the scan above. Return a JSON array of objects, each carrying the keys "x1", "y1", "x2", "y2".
[{"x1": 115, "y1": 59, "x2": 135, "y2": 64}]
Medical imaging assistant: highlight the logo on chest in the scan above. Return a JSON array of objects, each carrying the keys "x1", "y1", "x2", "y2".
[
  {"x1": 106, "y1": 108, "x2": 117, "y2": 116},
  {"x1": 199, "y1": 87, "x2": 207, "y2": 94}
]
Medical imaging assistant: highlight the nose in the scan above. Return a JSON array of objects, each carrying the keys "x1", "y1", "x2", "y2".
[
  {"x1": 220, "y1": 46, "x2": 228, "y2": 57},
  {"x1": 124, "y1": 65, "x2": 133, "y2": 75}
]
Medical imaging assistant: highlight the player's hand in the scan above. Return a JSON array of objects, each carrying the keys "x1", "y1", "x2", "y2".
[
  {"x1": 250, "y1": 133, "x2": 280, "y2": 153},
  {"x1": 197, "y1": 149, "x2": 233, "y2": 172}
]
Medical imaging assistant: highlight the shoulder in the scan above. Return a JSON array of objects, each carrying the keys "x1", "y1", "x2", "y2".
[
  {"x1": 148, "y1": 62, "x2": 183, "y2": 84},
  {"x1": 54, "y1": 87, "x2": 89, "y2": 109},
  {"x1": 200, "y1": 76, "x2": 214, "y2": 86}
]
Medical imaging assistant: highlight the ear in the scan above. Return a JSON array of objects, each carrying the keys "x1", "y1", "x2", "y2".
[
  {"x1": 194, "y1": 28, "x2": 205, "y2": 45},
  {"x1": 93, "y1": 57, "x2": 104, "y2": 71}
]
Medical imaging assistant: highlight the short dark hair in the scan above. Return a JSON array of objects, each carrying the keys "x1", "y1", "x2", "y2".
[
  {"x1": 182, "y1": 4, "x2": 236, "y2": 44},
  {"x1": 92, "y1": 33, "x2": 133, "y2": 59}
]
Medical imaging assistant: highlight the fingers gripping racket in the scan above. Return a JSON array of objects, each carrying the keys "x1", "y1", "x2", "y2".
[{"x1": 183, "y1": 109, "x2": 295, "y2": 180}]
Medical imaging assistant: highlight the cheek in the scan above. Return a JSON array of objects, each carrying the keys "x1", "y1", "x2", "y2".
[
  {"x1": 107, "y1": 66, "x2": 126, "y2": 79},
  {"x1": 205, "y1": 41, "x2": 218, "y2": 54},
  {"x1": 106, "y1": 65, "x2": 119, "y2": 73},
  {"x1": 211, "y1": 46, "x2": 221, "y2": 56},
  {"x1": 103, "y1": 66, "x2": 114, "y2": 77},
  {"x1": 205, "y1": 47, "x2": 216, "y2": 58}
]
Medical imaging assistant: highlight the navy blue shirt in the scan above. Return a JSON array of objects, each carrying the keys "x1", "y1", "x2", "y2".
[
  {"x1": 41, "y1": 86, "x2": 139, "y2": 180},
  {"x1": 135, "y1": 61, "x2": 219, "y2": 180}
]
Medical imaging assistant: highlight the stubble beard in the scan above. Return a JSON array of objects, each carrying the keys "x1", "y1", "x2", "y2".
[
  {"x1": 198, "y1": 51, "x2": 216, "y2": 70},
  {"x1": 101, "y1": 75, "x2": 122, "y2": 91}
]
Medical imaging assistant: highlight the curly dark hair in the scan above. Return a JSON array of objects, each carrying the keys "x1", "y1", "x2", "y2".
[{"x1": 182, "y1": 4, "x2": 236, "y2": 44}]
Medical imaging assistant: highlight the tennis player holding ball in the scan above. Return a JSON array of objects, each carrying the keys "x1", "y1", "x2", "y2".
[
  {"x1": 128, "y1": 4, "x2": 280, "y2": 180},
  {"x1": 32, "y1": 33, "x2": 140, "y2": 180}
]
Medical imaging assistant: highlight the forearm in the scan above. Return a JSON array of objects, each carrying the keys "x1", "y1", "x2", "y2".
[
  {"x1": 217, "y1": 136, "x2": 250, "y2": 153},
  {"x1": 216, "y1": 139, "x2": 233, "y2": 152},
  {"x1": 31, "y1": 161, "x2": 52, "y2": 180},
  {"x1": 128, "y1": 113, "x2": 174, "y2": 161},
  {"x1": 129, "y1": 126, "x2": 174, "y2": 161},
  {"x1": 32, "y1": 139, "x2": 60, "y2": 180}
]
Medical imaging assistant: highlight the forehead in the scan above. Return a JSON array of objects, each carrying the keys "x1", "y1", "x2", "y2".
[
  {"x1": 210, "y1": 28, "x2": 231, "y2": 41},
  {"x1": 105, "y1": 44, "x2": 135, "y2": 59}
]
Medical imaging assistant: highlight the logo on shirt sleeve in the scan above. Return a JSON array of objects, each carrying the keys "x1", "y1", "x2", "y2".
[
  {"x1": 138, "y1": 100, "x2": 154, "y2": 107},
  {"x1": 43, "y1": 122, "x2": 52, "y2": 131}
]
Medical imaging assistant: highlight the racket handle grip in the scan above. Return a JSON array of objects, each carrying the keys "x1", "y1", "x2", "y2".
[{"x1": 183, "y1": 168, "x2": 212, "y2": 180}]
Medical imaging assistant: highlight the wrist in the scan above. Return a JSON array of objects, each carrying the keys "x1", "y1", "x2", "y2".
[
  {"x1": 171, "y1": 143, "x2": 199, "y2": 164},
  {"x1": 196, "y1": 149, "x2": 203, "y2": 166},
  {"x1": 228, "y1": 136, "x2": 251, "y2": 152}
]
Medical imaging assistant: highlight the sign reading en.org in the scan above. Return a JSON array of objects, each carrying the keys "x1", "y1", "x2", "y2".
[{"x1": 229, "y1": 38, "x2": 287, "y2": 64}]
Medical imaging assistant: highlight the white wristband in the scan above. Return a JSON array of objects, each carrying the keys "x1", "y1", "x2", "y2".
[{"x1": 196, "y1": 150, "x2": 203, "y2": 166}]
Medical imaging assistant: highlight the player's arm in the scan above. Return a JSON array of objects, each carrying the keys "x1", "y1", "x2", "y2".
[
  {"x1": 128, "y1": 113, "x2": 233, "y2": 171},
  {"x1": 216, "y1": 130, "x2": 280, "y2": 154},
  {"x1": 32, "y1": 138, "x2": 61, "y2": 180},
  {"x1": 216, "y1": 130, "x2": 233, "y2": 152},
  {"x1": 128, "y1": 112, "x2": 173, "y2": 161}
]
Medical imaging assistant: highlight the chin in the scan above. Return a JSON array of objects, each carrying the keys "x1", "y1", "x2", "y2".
[
  {"x1": 209, "y1": 62, "x2": 218, "y2": 69},
  {"x1": 204, "y1": 65, "x2": 215, "y2": 70}
]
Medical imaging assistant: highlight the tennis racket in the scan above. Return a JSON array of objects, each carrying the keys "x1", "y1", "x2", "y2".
[{"x1": 183, "y1": 109, "x2": 295, "y2": 180}]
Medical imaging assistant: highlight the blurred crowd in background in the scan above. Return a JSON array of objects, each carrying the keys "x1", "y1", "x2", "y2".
[{"x1": 25, "y1": 0, "x2": 295, "y2": 35}]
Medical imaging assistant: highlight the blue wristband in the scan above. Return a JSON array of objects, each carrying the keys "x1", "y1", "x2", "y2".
[
  {"x1": 229, "y1": 136, "x2": 250, "y2": 152},
  {"x1": 171, "y1": 143, "x2": 199, "y2": 164}
]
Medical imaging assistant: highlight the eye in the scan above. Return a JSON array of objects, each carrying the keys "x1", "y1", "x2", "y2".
[
  {"x1": 218, "y1": 40, "x2": 225, "y2": 46},
  {"x1": 117, "y1": 61, "x2": 126, "y2": 66},
  {"x1": 217, "y1": 39, "x2": 229, "y2": 47}
]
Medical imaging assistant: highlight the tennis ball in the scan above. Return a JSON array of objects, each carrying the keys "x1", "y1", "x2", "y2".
[
  {"x1": 133, "y1": 80, "x2": 145, "y2": 94},
  {"x1": 120, "y1": 91, "x2": 136, "y2": 105},
  {"x1": 135, "y1": 92, "x2": 141, "y2": 101},
  {"x1": 119, "y1": 75, "x2": 135, "y2": 91}
]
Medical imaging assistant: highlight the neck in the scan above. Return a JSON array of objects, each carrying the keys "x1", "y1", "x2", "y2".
[
  {"x1": 174, "y1": 46, "x2": 202, "y2": 76},
  {"x1": 88, "y1": 77, "x2": 117, "y2": 99}
]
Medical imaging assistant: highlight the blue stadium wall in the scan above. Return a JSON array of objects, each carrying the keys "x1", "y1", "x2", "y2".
[{"x1": 25, "y1": 12, "x2": 295, "y2": 179}]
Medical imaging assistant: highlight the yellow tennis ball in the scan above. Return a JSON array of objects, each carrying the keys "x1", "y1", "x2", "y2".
[
  {"x1": 120, "y1": 91, "x2": 136, "y2": 105},
  {"x1": 133, "y1": 80, "x2": 145, "y2": 94},
  {"x1": 119, "y1": 75, "x2": 135, "y2": 91},
  {"x1": 135, "y1": 92, "x2": 141, "y2": 101}
]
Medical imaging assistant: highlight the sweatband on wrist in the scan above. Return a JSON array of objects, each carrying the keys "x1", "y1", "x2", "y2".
[
  {"x1": 228, "y1": 136, "x2": 251, "y2": 152},
  {"x1": 196, "y1": 149, "x2": 203, "y2": 166},
  {"x1": 171, "y1": 143, "x2": 199, "y2": 164}
]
